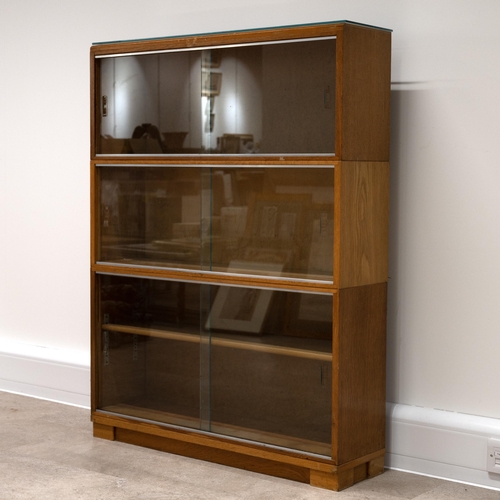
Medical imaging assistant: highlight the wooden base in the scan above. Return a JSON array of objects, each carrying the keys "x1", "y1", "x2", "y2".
[
  {"x1": 92, "y1": 413, "x2": 384, "y2": 491},
  {"x1": 310, "y1": 455, "x2": 385, "y2": 490}
]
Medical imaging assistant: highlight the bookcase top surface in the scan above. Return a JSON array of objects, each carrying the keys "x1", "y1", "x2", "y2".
[{"x1": 92, "y1": 20, "x2": 392, "y2": 46}]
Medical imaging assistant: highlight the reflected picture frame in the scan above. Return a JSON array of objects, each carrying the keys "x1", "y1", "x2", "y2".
[
  {"x1": 202, "y1": 71, "x2": 222, "y2": 96},
  {"x1": 206, "y1": 261, "x2": 283, "y2": 334}
]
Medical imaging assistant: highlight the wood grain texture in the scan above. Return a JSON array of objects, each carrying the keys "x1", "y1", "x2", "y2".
[
  {"x1": 337, "y1": 24, "x2": 391, "y2": 161},
  {"x1": 90, "y1": 272, "x2": 98, "y2": 413},
  {"x1": 89, "y1": 164, "x2": 97, "y2": 266},
  {"x1": 90, "y1": 23, "x2": 343, "y2": 57},
  {"x1": 334, "y1": 161, "x2": 389, "y2": 289},
  {"x1": 92, "y1": 416, "x2": 383, "y2": 491},
  {"x1": 368, "y1": 455, "x2": 385, "y2": 478},
  {"x1": 332, "y1": 283, "x2": 387, "y2": 464},
  {"x1": 117, "y1": 427, "x2": 311, "y2": 484},
  {"x1": 92, "y1": 412, "x2": 334, "y2": 472},
  {"x1": 91, "y1": 262, "x2": 335, "y2": 294},
  {"x1": 93, "y1": 422, "x2": 115, "y2": 440}
]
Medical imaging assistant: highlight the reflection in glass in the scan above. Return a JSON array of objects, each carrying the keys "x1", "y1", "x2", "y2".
[
  {"x1": 97, "y1": 38, "x2": 336, "y2": 155},
  {"x1": 97, "y1": 274, "x2": 332, "y2": 454},
  {"x1": 98, "y1": 166, "x2": 334, "y2": 281}
]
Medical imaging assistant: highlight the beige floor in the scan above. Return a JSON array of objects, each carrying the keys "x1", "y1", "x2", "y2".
[{"x1": 0, "y1": 391, "x2": 498, "y2": 500}]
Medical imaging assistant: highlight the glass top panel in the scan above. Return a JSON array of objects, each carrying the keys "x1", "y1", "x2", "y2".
[
  {"x1": 92, "y1": 20, "x2": 391, "y2": 46},
  {"x1": 97, "y1": 165, "x2": 334, "y2": 282},
  {"x1": 96, "y1": 37, "x2": 336, "y2": 156}
]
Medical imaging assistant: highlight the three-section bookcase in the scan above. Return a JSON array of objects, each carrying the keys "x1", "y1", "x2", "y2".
[{"x1": 90, "y1": 20, "x2": 391, "y2": 491}]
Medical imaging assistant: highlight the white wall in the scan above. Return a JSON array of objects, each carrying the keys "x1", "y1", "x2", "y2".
[{"x1": 1, "y1": 0, "x2": 500, "y2": 488}]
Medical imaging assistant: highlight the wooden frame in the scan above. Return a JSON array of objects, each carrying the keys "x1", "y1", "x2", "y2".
[{"x1": 90, "y1": 20, "x2": 391, "y2": 492}]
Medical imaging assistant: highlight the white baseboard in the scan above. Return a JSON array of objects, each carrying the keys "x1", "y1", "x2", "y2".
[
  {"x1": 0, "y1": 340, "x2": 90, "y2": 408},
  {"x1": 386, "y1": 402, "x2": 500, "y2": 491},
  {"x1": 1, "y1": 341, "x2": 499, "y2": 491}
]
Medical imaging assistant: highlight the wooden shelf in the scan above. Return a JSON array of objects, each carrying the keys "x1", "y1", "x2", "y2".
[{"x1": 103, "y1": 323, "x2": 332, "y2": 362}]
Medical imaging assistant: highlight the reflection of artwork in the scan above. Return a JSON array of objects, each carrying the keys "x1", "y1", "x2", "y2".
[
  {"x1": 202, "y1": 71, "x2": 222, "y2": 96},
  {"x1": 244, "y1": 193, "x2": 312, "y2": 273},
  {"x1": 221, "y1": 206, "x2": 248, "y2": 238},
  {"x1": 206, "y1": 261, "x2": 283, "y2": 334},
  {"x1": 247, "y1": 193, "x2": 309, "y2": 241},
  {"x1": 219, "y1": 288, "x2": 259, "y2": 322},
  {"x1": 201, "y1": 50, "x2": 222, "y2": 68},
  {"x1": 259, "y1": 206, "x2": 278, "y2": 237},
  {"x1": 278, "y1": 212, "x2": 297, "y2": 239}
]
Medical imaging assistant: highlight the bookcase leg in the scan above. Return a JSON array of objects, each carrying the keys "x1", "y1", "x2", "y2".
[
  {"x1": 310, "y1": 469, "x2": 354, "y2": 491},
  {"x1": 368, "y1": 455, "x2": 385, "y2": 478},
  {"x1": 93, "y1": 422, "x2": 116, "y2": 441},
  {"x1": 309, "y1": 454, "x2": 385, "y2": 491}
]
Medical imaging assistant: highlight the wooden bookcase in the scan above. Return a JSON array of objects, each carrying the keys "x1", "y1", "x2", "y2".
[{"x1": 90, "y1": 21, "x2": 391, "y2": 491}]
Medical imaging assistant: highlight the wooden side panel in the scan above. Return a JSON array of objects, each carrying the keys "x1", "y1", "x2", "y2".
[
  {"x1": 332, "y1": 283, "x2": 387, "y2": 464},
  {"x1": 90, "y1": 272, "x2": 98, "y2": 413},
  {"x1": 338, "y1": 25, "x2": 391, "y2": 161},
  {"x1": 335, "y1": 161, "x2": 389, "y2": 289}
]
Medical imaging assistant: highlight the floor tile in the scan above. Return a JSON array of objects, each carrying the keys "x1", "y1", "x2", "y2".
[
  {"x1": 412, "y1": 481, "x2": 500, "y2": 499},
  {"x1": 348, "y1": 470, "x2": 446, "y2": 499},
  {"x1": 1, "y1": 391, "x2": 499, "y2": 500}
]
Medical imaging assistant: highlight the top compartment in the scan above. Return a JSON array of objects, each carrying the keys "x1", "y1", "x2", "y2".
[{"x1": 91, "y1": 22, "x2": 391, "y2": 161}]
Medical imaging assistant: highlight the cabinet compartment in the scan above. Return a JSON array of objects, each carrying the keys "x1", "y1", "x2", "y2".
[
  {"x1": 97, "y1": 165, "x2": 334, "y2": 281},
  {"x1": 96, "y1": 38, "x2": 336, "y2": 156},
  {"x1": 96, "y1": 273, "x2": 333, "y2": 455}
]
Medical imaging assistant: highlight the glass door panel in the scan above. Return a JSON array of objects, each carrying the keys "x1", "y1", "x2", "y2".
[
  {"x1": 97, "y1": 165, "x2": 333, "y2": 281},
  {"x1": 201, "y1": 166, "x2": 334, "y2": 280},
  {"x1": 206, "y1": 284, "x2": 333, "y2": 455},
  {"x1": 97, "y1": 274, "x2": 202, "y2": 429},
  {"x1": 98, "y1": 166, "x2": 202, "y2": 270},
  {"x1": 96, "y1": 37, "x2": 336, "y2": 156}
]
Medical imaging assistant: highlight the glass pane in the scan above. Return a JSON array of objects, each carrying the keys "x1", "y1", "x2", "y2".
[
  {"x1": 97, "y1": 274, "x2": 333, "y2": 455},
  {"x1": 202, "y1": 166, "x2": 334, "y2": 280},
  {"x1": 98, "y1": 166, "x2": 202, "y2": 270},
  {"x1": 97, "y1": 274, "x2": 202, "y2": 429},
  {"x1": 206, "y1": 284, "x2": 333, "y2": 455},
  {"x1": 98, "y1": 166, "x2": 333, "y2": 281},
  {"x1": 96, "y1": 37, "x2": 335, "y2": 155}
]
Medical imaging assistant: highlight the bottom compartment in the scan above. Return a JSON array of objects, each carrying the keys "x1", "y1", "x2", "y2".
[{"x1": 95, "y1": 274, "x2": 333, "y2": 455}]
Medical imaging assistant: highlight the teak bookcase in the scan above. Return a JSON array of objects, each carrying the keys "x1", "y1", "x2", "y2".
[{"x1": 90, "y1": 20, "x2": 391, "y2": 491}]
